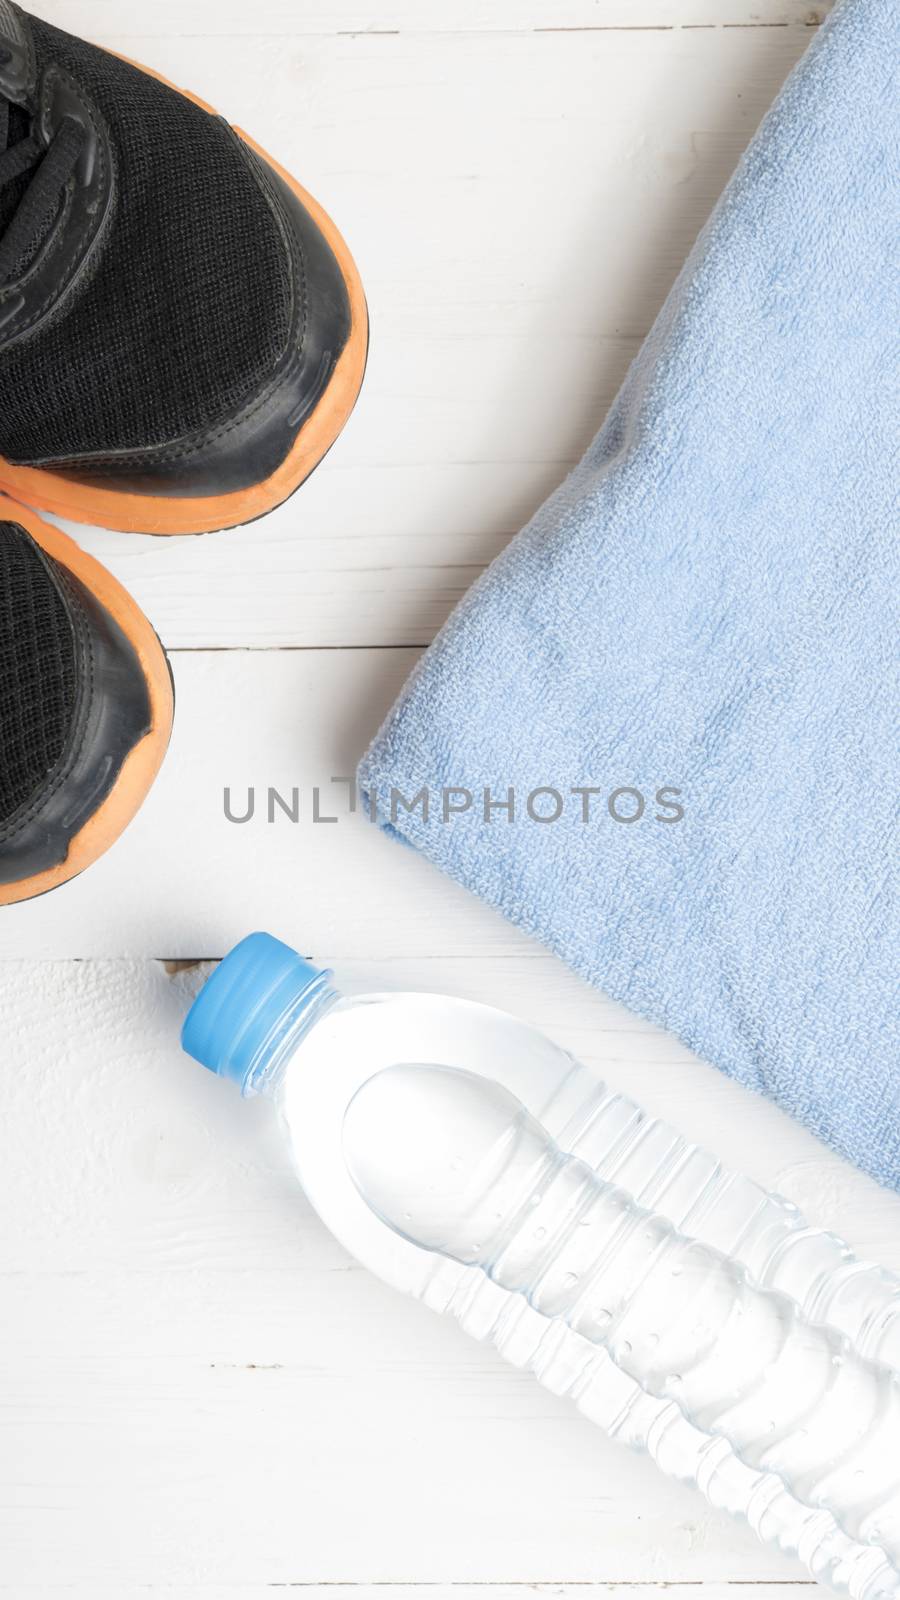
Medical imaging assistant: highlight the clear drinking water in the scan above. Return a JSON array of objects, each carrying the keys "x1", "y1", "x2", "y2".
[{"x1": 182, "y1": 933, "x2": 900, "y2": 1599}]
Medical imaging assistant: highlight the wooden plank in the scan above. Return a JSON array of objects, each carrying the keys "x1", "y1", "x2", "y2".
[
  {"x1": 0, "y1": 647, "x2": 520, "y2": 959},
  {"x1": 36, "y1": 2, "x2": 833, "y2": 37},
  {"x1": 38, "y1": 19, "x2": 819, "y2": 647},
  {"x1": 4, "y1": 957, "x2": 892, "y2": 1592},
  {"x1": 0, "y1": 1590, "x2": 819, "y2": 1600}
]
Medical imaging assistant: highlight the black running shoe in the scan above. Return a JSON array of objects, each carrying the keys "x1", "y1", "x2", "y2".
[
  {"x1": 0, "y1": 501, "x2": 174, "y2": 904},
  {"x1": 0, "y1": 4, "x2": 367, "y2": 536}
]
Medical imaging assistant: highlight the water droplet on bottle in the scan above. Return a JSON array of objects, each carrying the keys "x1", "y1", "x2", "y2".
[
  {"x1": 534, "y1": 1226, "x2": 546, "y2": 1241},
  {"x1": 669, "y1": 1374, "x2": 683, "y2": 1391},
  {"x1": 563, "y1": 1271, "x2": 579, "y2": 1288},
  {"x1": 594, "y1": 1307, "x2": 612, "y2": 1328}
]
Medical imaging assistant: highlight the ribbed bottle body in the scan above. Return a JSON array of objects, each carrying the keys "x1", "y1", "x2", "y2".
[
  {"x1": 413, "y1": 1059, "x2": 900, "y2": 1598},
  {"x1": 275, "y1": 991, "x2": 900, "y2": 1600}
]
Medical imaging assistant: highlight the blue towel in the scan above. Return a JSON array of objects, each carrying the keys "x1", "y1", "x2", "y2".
[{"x1": 359, "y1": 0, "x2": 900, "y2": 1191}]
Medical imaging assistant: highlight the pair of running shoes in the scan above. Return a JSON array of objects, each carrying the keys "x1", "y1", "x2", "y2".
[{"x1": 0, "y1": 4, "x2": 368, "y2": 905}]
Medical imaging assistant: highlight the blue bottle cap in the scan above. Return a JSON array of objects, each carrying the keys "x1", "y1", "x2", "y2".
[{"x1": 182, "y1": 932, "x2": 332, "y2": 1095}]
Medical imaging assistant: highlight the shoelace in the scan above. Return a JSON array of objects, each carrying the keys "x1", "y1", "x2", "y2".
[{"x1": 0, "y1": 50, "x2": 85, "y2": 287}]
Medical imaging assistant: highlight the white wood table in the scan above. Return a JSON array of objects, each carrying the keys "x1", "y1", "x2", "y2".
[{"x1": 6, "y1": 3, "x2": 899, "y2": 1596}]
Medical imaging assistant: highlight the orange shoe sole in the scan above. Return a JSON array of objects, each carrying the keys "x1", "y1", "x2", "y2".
[
  {"x1": 0, "y1": 62, "x2": 368, "y2": 537},
  {"x1": 0, "y1": 501, "x2": 175, "y2": 905}
]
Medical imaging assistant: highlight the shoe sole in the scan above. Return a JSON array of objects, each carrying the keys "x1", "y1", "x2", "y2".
[
  {"x1": 0, "y1": 62, "x2": 369, "y2": 537},
  {"x1": 0, "y1": 499, "x2": 175, "y2": 905}
]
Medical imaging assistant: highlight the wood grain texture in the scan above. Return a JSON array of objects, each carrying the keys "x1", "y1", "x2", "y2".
[
  {"x1": 35, "y1": 2, "x2": 834, "y2": 33},
  {"x1": 0, "y1": 1590, "x2": 820, "y2": 1600},
  {"x1": 0, "y1": 648, "x2": 501, "y2": 959},
  {"x1": 0, "y1": 1593, "x2": 819, "y2": 1600},
  {"x1": 3, "y1": 959, "x2": 895, "y2": 1594}
]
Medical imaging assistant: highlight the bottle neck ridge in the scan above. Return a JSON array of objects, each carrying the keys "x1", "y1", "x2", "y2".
[{"x1": 245, "y1": 974, "x2": 339, "y2": 1099}]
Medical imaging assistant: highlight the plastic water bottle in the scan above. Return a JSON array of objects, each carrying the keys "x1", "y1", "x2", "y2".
[{"x1": 182, "y1": 934, "x2": 900, "y2": 1599}]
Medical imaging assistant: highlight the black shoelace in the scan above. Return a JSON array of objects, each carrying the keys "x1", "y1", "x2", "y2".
[{"x1": 0, "y1": 51, "x2": 85, "y2": 286}]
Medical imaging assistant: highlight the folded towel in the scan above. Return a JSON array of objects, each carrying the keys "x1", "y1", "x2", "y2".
[{"x1": 359, "y1": 0, "x2": 900, "y2": 1191}]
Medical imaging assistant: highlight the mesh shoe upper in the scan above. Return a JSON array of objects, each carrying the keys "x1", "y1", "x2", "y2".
[
  {"x1": 0, "y1": 520, "x2": 77, "y2": 823},
  {"x1": 0, "y1": 99, "x2": 35, "y2": 268},
  {"x1": 0, "y1": 11, "x2": 294, "y2": 464}
]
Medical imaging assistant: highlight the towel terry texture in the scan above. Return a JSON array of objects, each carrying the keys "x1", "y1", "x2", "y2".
[{"x1": 359, "y1": 0, "x2": 900, "y2": 1191}]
